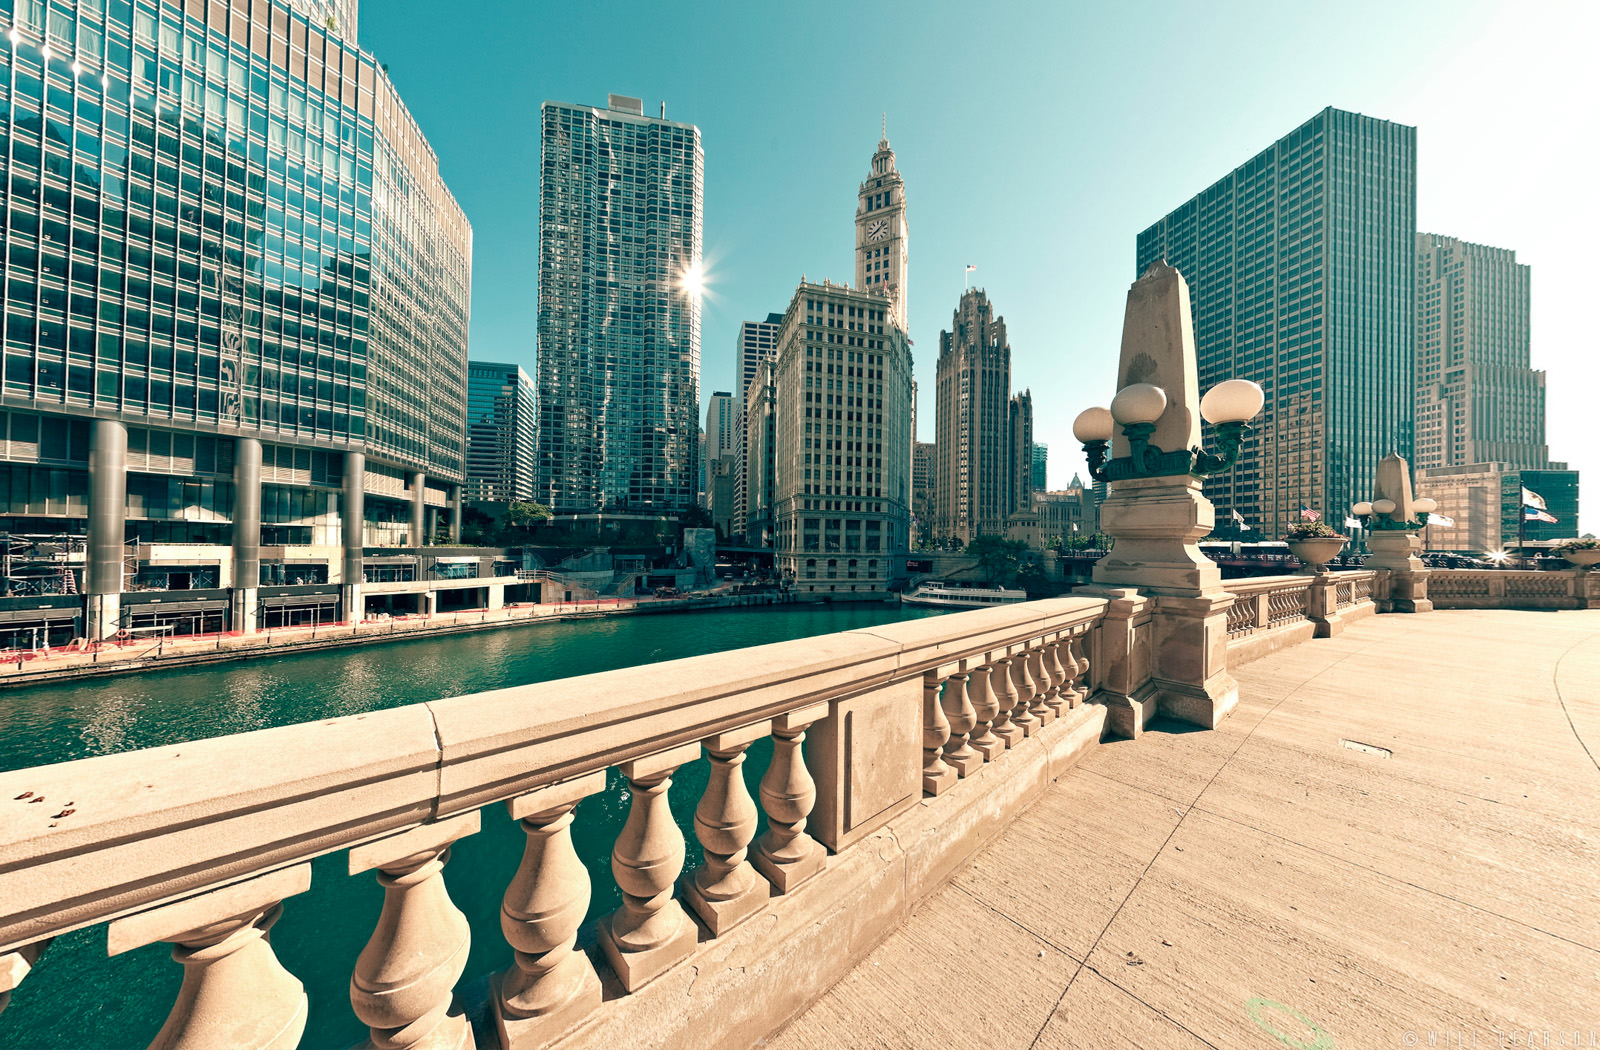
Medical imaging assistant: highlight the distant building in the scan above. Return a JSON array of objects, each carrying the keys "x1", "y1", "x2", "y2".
[
  {"x1": 466, "y1": 363, "x2": 537, "y2": 502},
  {"x1": 1415, "y1": 463, "x2": 1579, "y2": 552},
  {"x1": 706, "y1": 392, "x2": 738, "y2": 469},
  {"x1": 1031, "y1": 443, "x2": 1048, "y2": 492},
  {"x1": 734, "y1": 316, "x2": 783, "y2": 540},
  {"x1": 1009, "y1": 392, "x2": 1034, "y2": 515},
  {"x1": 912, "y1": 442, "x2": 936, "y2": 547},
  {"x1": 772, "y1": 281, "x2": 913, "y2": 596},
  {"x1": 743, "y1": 361, "x2": 778, "y2": 545},
  {"x1": 537, "y1": 94, "x2": 703, "y2": 514},
  {"x1": 1031, "y1": 478, "x2": 1097, "y2": 545},
  {"x1": 1415, "y1": 234, "x2": 1550, "y2": 472},
  {"x1": 933, "y1": 290, "x2": 1033, "y2": 544},
  {"x1": 1137, "y1": 107, "x2": 1417, "y2": 540}
]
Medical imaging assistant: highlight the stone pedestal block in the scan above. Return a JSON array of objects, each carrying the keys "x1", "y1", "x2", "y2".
[
  {"x1": 1149, "y1": 593, "x2": 1238, "y2": 730},
  {"x1": 1369, "y1": 531, "x2": 1432, "y2": 613},
  {"x1": 1075, "y1": 587, "x2": 1154, "y2": 739},
  {"x1": 805, "y1": 678, "x2": 920, "y2": 852},
  {"x1": 1306, "y1": 573, "x2": 1343, "y2": 638}
]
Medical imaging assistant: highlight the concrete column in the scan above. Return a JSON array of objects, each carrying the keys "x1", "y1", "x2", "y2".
[
  {"x1": 85, "y1": 419, "x2": 128, "y2": 641},
  {"x1": 449, "y1": 484, "x2": 462, "y2": 543},
  {"x1": 487, "y1": 584, "x2": 505, "y2": 611},
  {"x1": 422, "y1": 591, "x2": 438, "y2": 617},
  {"x1": 231, "y1": 437, "x2": 262, "y2": 634},
  {"x1": 410, "y1": 471, "x2": 426, "y2": 548},
  {"x1": 342, "y1": 451, "x2": 365, "y2": 622}
]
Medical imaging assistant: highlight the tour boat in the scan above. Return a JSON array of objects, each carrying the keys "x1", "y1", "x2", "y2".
[{"x1": 900, "y1": 581, "x2": 1027, "y2": 609}]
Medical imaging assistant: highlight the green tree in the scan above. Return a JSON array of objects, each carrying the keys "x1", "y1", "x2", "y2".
[
  {"x1": 1015, "y1": 561, "x2": 1049, "y2": 598},
  {"x1": 505, "y1": 501, "x2": 552, "y2": 532},
  {"x1": 966, "y1": 535, "x2": 1029, "y2": 586}
]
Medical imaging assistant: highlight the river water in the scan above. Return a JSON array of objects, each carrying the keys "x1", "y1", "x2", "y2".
[{"x1": 0, "y1": 602, "x2": 943, "y2": 1050}]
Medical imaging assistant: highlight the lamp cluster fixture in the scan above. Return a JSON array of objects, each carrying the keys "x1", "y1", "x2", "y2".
[
  {"x1": 1072, "y1": 379, "x2": 1265, "y2": 483},
  {"x1": 1351, "y1": 496, "x2": 1438, "y2": 532}
]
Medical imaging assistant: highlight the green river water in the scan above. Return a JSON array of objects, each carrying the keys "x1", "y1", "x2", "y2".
[{"x1": 0, "y1": 602, "x2": 943, "y2": 1050}]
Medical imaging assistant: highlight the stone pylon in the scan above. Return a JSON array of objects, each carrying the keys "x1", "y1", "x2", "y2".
[
  {"x1": 1367, "y1": 452, "x2": 1432, "y2": 613},
  {"x1": 1078, "y1": 262, "x2": 1238, "y2": 737}
]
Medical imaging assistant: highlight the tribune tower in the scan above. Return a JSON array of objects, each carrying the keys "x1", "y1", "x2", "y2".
[{"x1": 856, "y1": 125, "x2": 910, "y2": 331}]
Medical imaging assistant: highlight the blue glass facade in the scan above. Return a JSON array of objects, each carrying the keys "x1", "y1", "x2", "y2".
[
  {"x1": 1137, "y1": 108, "x2": 1416, "y2": 540},
  {"x1": 0, "y1": 0, "x2": 470, "y2": 631}
]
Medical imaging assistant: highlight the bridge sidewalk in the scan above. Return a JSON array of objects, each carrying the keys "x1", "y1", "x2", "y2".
[{"x1": 764, "y1": 609, "x2": 1600, "y2": 1049}]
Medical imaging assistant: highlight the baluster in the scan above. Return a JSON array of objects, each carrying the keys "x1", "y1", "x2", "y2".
[
  {"x1": 921, "y1": 672, "x2": 958, "y2": 795},
  {"x1": 752, "y1": 702, "x2": 829, "y2": 892},
  {"x1": 990, "y1": 655, "x2": 1026, "y2": 748},
  {"x1": 600, "y1": 741, "x2": 701, "y2": 991},
  {"x1": 493, "y1": 772, "x2": 606, "y2": 1050},
  {"x1": 107, "y1": 866, "x2": 312, "y2": 1050},
  {"x1": 1026, "y1": 645, "x2": 1055, "y2": 726},
  {"x1": 1066, "y1": 632, "x2": 1089, "y2": 708},
  {"x1": 0, "y1": 940, "x2": 49, "y2": 1019},
  {"x1": 1009, "y1": 651, "x2": 1040, "y2": 737},
  {"x1": 966, "y1": 661, "x2": 1005, "y2": 760},
  {"x1": 686, "y1": 722, "x2": 773, "y2": 935},
  {"x1": 1043, "y1": 636, "x2": 1070, "y2": 717},
  {"x1": 940, "y1": 672, "x2": 983, "y2": 775},
  {"x1": 349, "y1": 813, "x2": 479, "y2": 1050}
]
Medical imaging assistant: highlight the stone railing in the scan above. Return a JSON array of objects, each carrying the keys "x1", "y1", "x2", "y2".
[
  {"x1": 0, "y1": 598, "x2": 1108, "y2": 1050},
  {"x1": 1426, "y1": 568, "x2": 1600, "y2": 611},
  {"x1": 1225, "y1": 570, "x2": 1378, "y2": 664}
]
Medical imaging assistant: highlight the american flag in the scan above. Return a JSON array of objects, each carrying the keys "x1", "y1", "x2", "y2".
[
  {"x1": 965, "y1": 264, "x2": 977, "y2": 273},
  {"x1": 1299, "y1": 504, "x2": 1321, "y2": 521}
]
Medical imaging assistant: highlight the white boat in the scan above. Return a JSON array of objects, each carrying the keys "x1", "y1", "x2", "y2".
[{"x1": 900, "y1": 581, "x2": 1027, "y2": 609}]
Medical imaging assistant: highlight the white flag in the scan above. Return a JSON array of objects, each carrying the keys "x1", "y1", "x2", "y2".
[
  {"x1": 1344, "y1": 516, "x2": 1361, "y2": 529},
  {"x1": 1431, "y1": 514, "x2": 1455, "y2": 527}
]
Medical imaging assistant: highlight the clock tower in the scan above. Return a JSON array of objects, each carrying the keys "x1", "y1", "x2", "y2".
[{"x1": 856, "y1": 122, "x2": 909, "y2": 331}]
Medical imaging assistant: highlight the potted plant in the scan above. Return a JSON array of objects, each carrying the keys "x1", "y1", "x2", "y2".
[
  {"x1": 1284, "y1": 520, "x2": 1347, "y2": 573},
  {"x1": 1553, "y1": 538, "x2": 1600, "y2": 570}
]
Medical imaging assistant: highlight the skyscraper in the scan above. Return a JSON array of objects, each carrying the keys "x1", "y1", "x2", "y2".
[
  {"x1": 1136, "y1": 107, "x2": 1417, "y2": 539},
  {"x1": 933, "y1": 289, "x2": 1021, "y2": 543},
  {"x1": 536, "y1": 94, "x2": 703, "y2": 514},
  {"x1": 465, "y1": 362, "x2": 536, "y2": 502},
  {"x1": 912, "y1": 441, "x2": 935, "y2": 547},
  {"x1": 733, "y1": 314, "x2": 782, "y2": 539},
  {"x1": 1414, "y1": 234, "x2": 1549, "y2": 471},
  {"x1": 854, "y1": 127, "x2": 909, "y2": 331},
  {"x1": 705, "y1": 390, "x2": 737, "y2": 469},
  {"x1": 1031, "y1": 442, "x2": 1048, "y2": 492},
  {"x1": 1009, "y1": 391, "x2": 1034, "y2": 514},
  {"x1": 0, "y1": 0, "x2": 470, "y2": 638}
]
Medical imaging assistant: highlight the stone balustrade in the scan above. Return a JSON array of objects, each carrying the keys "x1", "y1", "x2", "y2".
[
  {"x1": 1425, "y1": 568, "x2": 1600, "y2": 611},
  {"x1": 1224, "y1": 571, "x2": 1379, "y2": 664},
  {"x1": 0, "y1": 597, "x2": 1110, "y2": 1050}
]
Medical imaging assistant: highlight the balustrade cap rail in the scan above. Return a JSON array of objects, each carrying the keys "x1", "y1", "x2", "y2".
[{"x1": 0, "y1": 596, "x2": 1107, "y2": 955}]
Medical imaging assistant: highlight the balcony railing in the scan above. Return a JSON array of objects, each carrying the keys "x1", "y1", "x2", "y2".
[{"x1": 0, "y1": 597, "x2": 1108, "y2": 1050}]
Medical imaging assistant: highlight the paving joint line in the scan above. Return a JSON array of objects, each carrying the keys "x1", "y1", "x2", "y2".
[
  {"x1": 1186, "y1": 804, "x2": 1600, "y2": 957},
  {"x1": 1026, "y1": 642, "x2": 1371, "y2": 1050},
  {"x1": 1550, "y1": 626, "x2": 1600, "y2": 775},
  {"x1": 946, "y1": 879, "x2": 1086, "y2": 966}
]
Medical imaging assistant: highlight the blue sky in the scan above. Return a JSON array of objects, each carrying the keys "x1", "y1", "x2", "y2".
[{"x1": 362, "y1": 0, "x2": 1597, "y2": 534}]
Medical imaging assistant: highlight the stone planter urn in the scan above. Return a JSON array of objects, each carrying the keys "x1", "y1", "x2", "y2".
[
  {"x1": 1286, "y1": 536, "x2": 1348, "y2": 574},
  {"x1": 1561, "y1": 549, "x2": 1600, "y2": 570}
]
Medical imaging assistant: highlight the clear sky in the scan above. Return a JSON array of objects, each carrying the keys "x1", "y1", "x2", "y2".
[{"x1": 361, "y1": 0, "x2": 1598, "y2": 535}]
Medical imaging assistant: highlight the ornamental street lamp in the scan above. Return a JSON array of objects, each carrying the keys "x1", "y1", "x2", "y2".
[
  {"x1": 1350, "y1": 495, "x2": 1438, "y2": 532},
  {"x1": 1074, "y1": 379, "x2": 1264, "y2": 483}
]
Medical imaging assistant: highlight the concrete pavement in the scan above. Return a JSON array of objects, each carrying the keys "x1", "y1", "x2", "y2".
[{"x1": 764, "y1": 609, "x2": 1600, "y2": 1049}]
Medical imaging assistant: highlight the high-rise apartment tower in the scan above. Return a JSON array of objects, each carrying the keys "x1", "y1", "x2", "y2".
[{"x1": 536, "y1": 94, "x2": 703, "y2": 513}]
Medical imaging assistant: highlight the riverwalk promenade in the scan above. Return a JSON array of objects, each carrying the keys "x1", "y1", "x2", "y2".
[{"x1": 767, "y1": 607, "x2": 1600, "y2": 1050}]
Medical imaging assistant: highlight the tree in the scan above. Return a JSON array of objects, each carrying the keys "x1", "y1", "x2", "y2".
[
  {"x1": 505, "y1": 501, "x2": 552, "y2": 532},
  {"x1": 966, "y1": 535, "x2": 1029, "y2": 587},
  {"x1": 1015, "y1": 561, "x2": 1049, "y2": 599}
]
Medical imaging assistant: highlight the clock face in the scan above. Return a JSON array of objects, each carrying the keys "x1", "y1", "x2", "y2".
[{"x1": 866, "y1": 218, "x2": 889, "y2": 241}]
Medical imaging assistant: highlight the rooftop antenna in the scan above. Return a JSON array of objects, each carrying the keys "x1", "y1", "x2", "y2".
[{"x1": 660, "y1": 101, "x2": 666, "y2": 119}]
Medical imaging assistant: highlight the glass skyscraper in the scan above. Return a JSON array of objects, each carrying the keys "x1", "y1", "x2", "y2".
[
  {"x1": 536, "y1": 93, "x2": 703, "y2": 514},
  {"x1": 1136, "y1": 107, "x2": 1416, "y2": 539},
  {"x1": 465, "y1": 361, "x2": 535, "y2": 502},
  {"x1": 0, "y1": 0, "x2": 470, "y2": 638}
]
